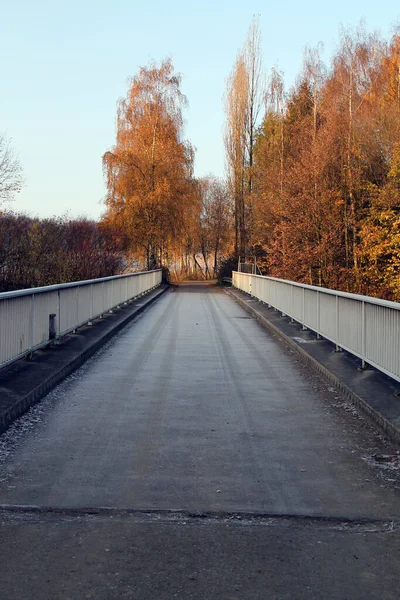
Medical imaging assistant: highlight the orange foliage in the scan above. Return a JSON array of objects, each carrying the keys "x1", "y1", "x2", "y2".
[
  {"x1": 102, "y1": 59, "x2": 195, "y2": 269},
  {"x1": 250, "y1": 27, "x2": 400, "y2": 299}
]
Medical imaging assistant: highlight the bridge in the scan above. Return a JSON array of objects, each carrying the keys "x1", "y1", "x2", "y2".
[{"x1": 0, "y1": 271, "x2": 399, "y2": 599}]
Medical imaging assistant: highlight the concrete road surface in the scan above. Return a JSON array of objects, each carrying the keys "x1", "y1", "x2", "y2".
[{"x1": 0, "y1": 283, "x2": 399, "y2": 599}]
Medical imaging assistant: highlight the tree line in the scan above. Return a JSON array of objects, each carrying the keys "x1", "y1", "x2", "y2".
[
  {"x1": 226, "y1": 21, "x2": 400, "y2": 300},
  {"x1": 0, "y1": 213, "x2": 122, "y2": 292},
  {"x1": 102, "y1": 21, "x2": 400, "y2": 299},
  {"x1": 1, "y1": 21, "x2": 399, "y2": 298}
]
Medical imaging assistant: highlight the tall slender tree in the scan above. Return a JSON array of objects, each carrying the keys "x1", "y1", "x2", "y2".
[
  {"x1": 224, "y1": 52, "x2": 248, "y2": 258},
  {"x1": 245, "y1": 16, "x2": 264, "y2": 197},
  {"x1": 224, "y1": 16, "x2": 264, "y2": 260}
]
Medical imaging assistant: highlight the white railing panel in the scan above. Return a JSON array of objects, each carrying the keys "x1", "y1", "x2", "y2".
[
  {"x1": 111, "y1": 278, "x2": 121, "y2": 307},
  {"x1": 92, "y1": 281, "x2": 106, "y2": 317},
  {"x1": 60, "y1": 287, "x2": 79, "y2": 334},
  {"x1": 236, "y1": 272, "x2": 251, "y2": 294},
  {"x1": 291, "y1": 286, "x2": 304, "y2": 323},
  {"x1": 129, "y1": 275, "x2": 139, "y2": 299},
  {"x1": 76, "y1": 284, "x2": 93, "y2": 327},
  {"x1": 270, "y1": 280, "x2": 282, "y2": 312},
  {"x1": 338, "y1": 297, "x2": 363, "y2": 356},
  {"x1": 252, "y1": 275, "x2": 263, "y2": 302},
  {"x1": 282, "y1": 282, "x2": 293, "y2": 316},
  {"x1": 103, "y1": 280, "x2": 114, "y2": 314},
  {"x1": 304, "y1": 289, "x2": 318, "y2": 331},
  {"x1": 0, "y1": 296, "x2": 31, "y2": 363},
  {"x1": 267, "y1": 279, "x2": 278, "y2": 307},
  {"x1": 318, "y1": 293, "x2": 337, "y2": 341},
  {"x1": 122, "y1": 277, "x2": 129, "y2": 303}
]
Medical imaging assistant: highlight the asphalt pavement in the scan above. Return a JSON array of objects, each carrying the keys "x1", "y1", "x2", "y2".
[{"x1": 0, "y1": 282, "x2": 399, "y2": 599}]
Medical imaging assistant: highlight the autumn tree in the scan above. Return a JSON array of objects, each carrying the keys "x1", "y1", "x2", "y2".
[
  {"x1": 102, "y1": 58, "x2": 195, "y2": 269},
  {"x1": 251, "y1": 67, "x2": 285, "y2": 270},
  {"x1": 225, "y1": 52, "x2": 247, "y2": 258}
]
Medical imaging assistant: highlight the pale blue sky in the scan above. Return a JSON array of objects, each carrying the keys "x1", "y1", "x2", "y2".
[{"x1": 1, "y1": 0, "x2": 399, "y2": 219}]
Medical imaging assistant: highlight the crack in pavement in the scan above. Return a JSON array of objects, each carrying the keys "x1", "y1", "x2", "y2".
[{"x1": 0, "y1": 504, "x2": 398, "y2": 532}]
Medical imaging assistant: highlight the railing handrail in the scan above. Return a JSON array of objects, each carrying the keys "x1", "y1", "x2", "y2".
[
  {"x1": 0, "y1": 269, "x2": 162, "y2": 301},
  {"x1": 232, "y1": 271, "x2": 400, "y2": 311}
]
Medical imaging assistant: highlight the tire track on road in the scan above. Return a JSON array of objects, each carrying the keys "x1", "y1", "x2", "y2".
[
  {"x1": 213, "y1": 293, "x2": 297, "y2": 397},
  {"x1": 58, "y1": 289, "x2": 180, "y2": 503},
  {"x1": 203, "y1": 292, "x2": 278, "y2": 511},
  {"x1": 129, "y1": 291, "x2": 182, "y2": 482}
]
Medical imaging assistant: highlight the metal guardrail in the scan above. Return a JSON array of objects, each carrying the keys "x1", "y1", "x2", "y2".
[
  {"x1": 233, "y1": 271, "x2": 400, "y2": 383},
  {"x1": 0, "y1": 269, "x2": 162, "y2": 369}
]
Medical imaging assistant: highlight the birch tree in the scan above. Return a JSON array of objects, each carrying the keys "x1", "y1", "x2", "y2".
[{"x1": 102, "y1": 59, "x2": 194, "y2": 269}]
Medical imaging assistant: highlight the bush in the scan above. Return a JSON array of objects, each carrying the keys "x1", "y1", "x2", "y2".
[
  {"x1": 0, "y1": 212, "x2": 124, "y2": 292},
  {"x1": 217, "y1": 254, "x2": 238, "y2": 282}
]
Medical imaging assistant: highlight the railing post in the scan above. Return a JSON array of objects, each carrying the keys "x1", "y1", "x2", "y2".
[
  {"x1": 57, "y1": 289, "x2": 61, "y2": 341},
  {"x1": 302, "y1": 287, "x2": 307, "y2": 330},
  {"x1": 361, "y1": 300, "x2": 366, "y2": 369},
  {"x1": 290, "y1": 284, "x2": 294, "y2": 322},
  {"x1": 49, "y1": 313, "x2": 57, "y2": 341},
  {"x1": 86, "y1": 284, "x2": 93, "y2": 326},
  {"x1": 316, "y1": 291, "x2": 321, "y2": 339},
  {"x1": 29, "y1": 293, "x2": 35, "y2": 358},
  {"x1": 76, "y1": 287, "x2": 79, "y2": 331},
  {"x1": 91, "y1": 284, "x2": 94, "y2": 321},
  {"x1": 335, "y1": 295, "x2": 341, "y2": 352}
]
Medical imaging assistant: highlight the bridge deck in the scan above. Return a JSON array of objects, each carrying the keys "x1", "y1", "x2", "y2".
[{"x1": 0, "y1": 283, "x2": 399, "y2": 598}]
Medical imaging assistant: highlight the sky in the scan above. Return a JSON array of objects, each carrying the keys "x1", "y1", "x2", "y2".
[{"x1": 1, "y1": 0, "x2": 399, "y2": 220}]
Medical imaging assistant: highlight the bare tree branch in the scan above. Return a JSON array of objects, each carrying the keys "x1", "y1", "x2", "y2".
[{"x1": 0, "y1": 133, "x2": 24, "y2": 204}]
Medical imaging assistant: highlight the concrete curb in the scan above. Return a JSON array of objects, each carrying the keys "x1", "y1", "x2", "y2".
[
  {"x1": 226, "y1": 288, "x2": 400, "y2": 447},
  {"x1": 0, "y1": 285, "x2": 169, "y2": 434}
]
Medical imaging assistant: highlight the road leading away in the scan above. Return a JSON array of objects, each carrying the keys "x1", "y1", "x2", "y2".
[{"x1": 0, "y1": 283, "x2": 399, "y2": 599}]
